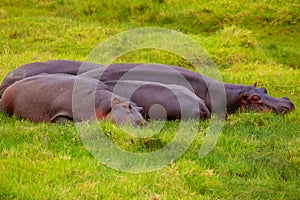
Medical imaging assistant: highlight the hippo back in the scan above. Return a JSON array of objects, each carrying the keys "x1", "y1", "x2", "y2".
[{"x1": 0, "y1": 60, "x2": 103, "y2": 97}]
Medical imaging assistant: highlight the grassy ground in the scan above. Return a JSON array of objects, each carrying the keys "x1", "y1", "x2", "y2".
[{"x1": 0, "y1": 0, "x2": 299, "y2": 199}]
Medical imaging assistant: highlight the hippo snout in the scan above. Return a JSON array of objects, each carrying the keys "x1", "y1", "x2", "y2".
[
  {"x1": 273, "y1": 97, "x2": 295, "y2": 114},
  {"x1": 134, "y1": 119, "x2": 148, "y2": 127}
]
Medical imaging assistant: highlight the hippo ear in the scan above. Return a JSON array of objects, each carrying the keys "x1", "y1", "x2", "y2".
[
  {"x1": 123, "y1": 102, "x2": 131, "y2": 109},
  {"x1": 137, "y1": 106, "x2": 143, "y2": 113},
  {"x1": 252, "y1": 82, "x2": 257, "y2": 88},
  {"x1": 112, "y1": 97, "x2": 120, "y2": 105}
]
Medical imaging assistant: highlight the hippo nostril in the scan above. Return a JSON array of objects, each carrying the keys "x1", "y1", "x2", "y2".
[
  {"x1": 275, "y1": 104, "x2": 294, "y2": 114},
  {"x1": 290, "y1": 103, "x2": 296, "y2": 110},
  {"x1": 284, "y1": 103, "x2": 295, "y2": 111}
]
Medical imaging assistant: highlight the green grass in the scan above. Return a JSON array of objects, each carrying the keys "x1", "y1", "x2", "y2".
[{"x1": 0, "y1": 0, "x2": 299, "y2": 199}]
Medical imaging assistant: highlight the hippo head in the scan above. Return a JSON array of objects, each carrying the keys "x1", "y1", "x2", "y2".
[
  {"x1": 106, "y1": 98, "x2": 146, "y2": 127},
  {"x1": 0, "y1": 70, "x2": 27, "y2": 98},
  {"x1": 240, "y1": 83, "x2": 295, "y2": 114}
]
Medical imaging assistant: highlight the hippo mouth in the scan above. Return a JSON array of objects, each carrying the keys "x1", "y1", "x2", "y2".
[{"x1": 264, "y1": 97, "x2": 295, "y2": 114}]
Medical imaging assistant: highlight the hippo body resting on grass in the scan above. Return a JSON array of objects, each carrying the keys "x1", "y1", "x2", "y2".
[
  {"x1": 83, "y1": 63, "x2": 295, "y2": 115},
  {"x1": 0, "y1": 74, "x2": 145, "y2": 126},
  {"x1": 104, "y1": 80, "x2": 210, "y2": 120},
  {"x1": 0, "y1": 60, "x2": 102, "y2": 97},
  {"x1": 1, "y1": 60, "x2": 295, "y2": 115}
]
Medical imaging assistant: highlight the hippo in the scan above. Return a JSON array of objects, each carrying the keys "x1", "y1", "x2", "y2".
[
  {"x1": 1, "y1": 60, "x2": 295, "y2": 115},
  {"x1": 0, "y1": 60, "x2": 102, "y2": 97},
  {"x1": 0, "y1": 74, "x2": 145, "y2": 126},
  {"x1": 103, "y1": 80, "x2": 211, "y2": 120}
]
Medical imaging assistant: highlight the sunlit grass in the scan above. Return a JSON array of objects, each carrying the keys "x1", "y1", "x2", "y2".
[{"x1": 0, "y1": 0, "x2": 299, "y2": 199}]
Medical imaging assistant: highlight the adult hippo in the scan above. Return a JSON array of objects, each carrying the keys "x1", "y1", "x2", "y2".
[
  {"x1": 0, "y1": 60, "x2": 102, "y2": 97},
  {"x1": 0, "y1": 74, "x2": 145, "y2": 126},
  {"x1": 103, "y1": 80, "x2": 210, "y2": 120}
]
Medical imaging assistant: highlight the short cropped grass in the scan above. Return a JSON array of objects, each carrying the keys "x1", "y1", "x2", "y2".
[{"x1": 0, "y1": 0, "x2": 299, "y2": 199}]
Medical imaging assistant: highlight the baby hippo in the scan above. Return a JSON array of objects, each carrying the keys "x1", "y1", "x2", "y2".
[
  {"x1": 104, "y1": 80, "x2": 211, "y2": 120},
  {"x1": 0, "y1": 74, "x2": 145, "y2": 126}
]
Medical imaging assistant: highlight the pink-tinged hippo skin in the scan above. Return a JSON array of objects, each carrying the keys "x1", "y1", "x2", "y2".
[
  {"x1": 0, "y1": 74, "x2": 145, "y2": 126},
  {"x1": 0, "y1": 60, "x2": 102, "y2": 97},
  {"x1": 104, "y1": 80, "x2": 211, "y2": 120}
]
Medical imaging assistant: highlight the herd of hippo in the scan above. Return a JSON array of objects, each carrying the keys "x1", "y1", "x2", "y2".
[{"x1": 0, "y1": 60, "x2": 295, "y2": 126}]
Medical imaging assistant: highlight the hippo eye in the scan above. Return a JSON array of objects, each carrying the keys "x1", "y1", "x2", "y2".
[
  {"x1": 241, "y1": 94, "x2": 247, "y2": 101},
  {"x1": 123, "y1": 103, "x2": 132, "y2": 109},
  {"x1": 251, "y1": 95, "x2": 261, "y2": 102},
  {"x1": 263, "y1": 87, "x2": 268, "y2": 93},
  {"x1": 112, "y1": 97, "x2": 120, "y2": 105}
]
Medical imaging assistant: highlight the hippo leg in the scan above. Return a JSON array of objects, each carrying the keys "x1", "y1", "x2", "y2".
[
  {"x1": 51, "y1": 116, "x2": 72, "y2": 123},
  {"x1": 0, "y1": 100, "x2": 3, "y2": 112}
]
